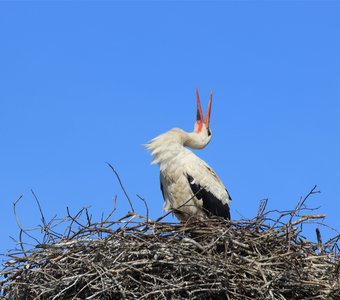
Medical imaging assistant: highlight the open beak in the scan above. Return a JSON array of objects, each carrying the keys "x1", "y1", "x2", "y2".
[{"x1": 196, "y1": 88, "x2": 213, "y2": 129}]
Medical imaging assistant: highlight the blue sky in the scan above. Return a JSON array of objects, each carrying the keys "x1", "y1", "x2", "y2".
[{"x1": 1, "y1": 2, "x2": 339, "y2": 256}]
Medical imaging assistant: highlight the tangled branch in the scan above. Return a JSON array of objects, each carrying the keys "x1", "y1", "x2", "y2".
[{"x1": 1, "y1": 178, "x2": 339, "y2": 299}]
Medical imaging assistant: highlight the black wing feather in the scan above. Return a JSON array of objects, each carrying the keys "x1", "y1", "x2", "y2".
[
  {"x1": 187, "y1": 174, "x2": 230, "y2": 220},
  {"x1": 160, "y1": 178, "x2": 165, "y2": 201}
]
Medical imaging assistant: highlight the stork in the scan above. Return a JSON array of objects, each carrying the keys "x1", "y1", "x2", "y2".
[{"x1": 146, "y1": 89, "x2": 231, "y2": 221}]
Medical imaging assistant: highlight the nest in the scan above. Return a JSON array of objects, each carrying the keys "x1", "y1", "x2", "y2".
[{"x1": 1, "y1": 181, "x2": 339, "y2": 299}]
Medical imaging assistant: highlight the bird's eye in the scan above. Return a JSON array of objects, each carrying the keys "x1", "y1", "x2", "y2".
[{"x1": 207, "y1": 128, "x2": 211, "y2": 136}]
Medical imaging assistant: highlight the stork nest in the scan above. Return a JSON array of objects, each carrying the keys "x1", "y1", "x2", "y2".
[{"x1": 1, "y1": 185, "x2": 339, "y2": 300}]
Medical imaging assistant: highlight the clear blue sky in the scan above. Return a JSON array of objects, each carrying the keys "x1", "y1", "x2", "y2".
[{"x1": 1, "y1": 2, "x2": 339, "y2": 256}]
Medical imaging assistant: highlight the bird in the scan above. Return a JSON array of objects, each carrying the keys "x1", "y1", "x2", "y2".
[{"x1": 145, "y1": 88, "x2": 231, "y2": 222}]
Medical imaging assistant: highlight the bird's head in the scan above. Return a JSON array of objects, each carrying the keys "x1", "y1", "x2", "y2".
[{"x1": 187, "y1": 88, "x2": 213, "y2": 149}]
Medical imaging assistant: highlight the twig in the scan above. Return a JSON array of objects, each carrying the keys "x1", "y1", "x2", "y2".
[
  {"x1": 136, "y1": 194, "x2": 149, "y2": 222},
  {"x1": 106, "y1": 162, "x2": 135, "y2": 213}
]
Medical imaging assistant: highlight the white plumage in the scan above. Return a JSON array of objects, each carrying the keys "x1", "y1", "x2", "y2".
[{"x1": 146, "y1": 89, "x2": 231, "y2": 221}]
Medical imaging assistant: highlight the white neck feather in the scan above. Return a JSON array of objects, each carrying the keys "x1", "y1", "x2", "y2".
[{"x1": 146, "y1": 128, "x2": 211, "y2": 166}]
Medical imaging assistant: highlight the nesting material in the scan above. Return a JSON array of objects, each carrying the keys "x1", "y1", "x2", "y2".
[{"x1": 1, "y1": 191, "x2": 339, "y2": 299}]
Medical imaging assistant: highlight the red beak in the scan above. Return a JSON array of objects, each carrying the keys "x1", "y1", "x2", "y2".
[
  {"x1": 206, "y1": 90, "x2": 212, "y2": 128},
  {"x1": 196, "y1": 87, "x2": 212, "y2": 129}
]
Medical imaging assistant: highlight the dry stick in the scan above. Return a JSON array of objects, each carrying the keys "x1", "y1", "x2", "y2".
[
  {"x1": 13, "y1": 196, "x2": 24, "y2": 233},
  {"x1": 12, "y1": 195, "x2": 41, "y2": 254},
  {"x1": 66, "y1": 208, "x2": 83, "y2": 239},
  {"x1": 291, "y1": 214, "x2": 325, "y2": 227},
  {"x1": 287, "y1": 185, "x2": 320, "y2": 248},
  {"x1": 66, "y1": 207, "x2": 88, "y2": 228},
  {"x1": 30, "y1": 190, "x2": 47, "y2": 230},
  {"x1": 44, "y1": 214, "x2": 63, "y2": 242},
  {"x1": 66, "y1": 207, "x2": 95, "y2": 240},
  {"x1": 85, "y1": 207, "x2": 92, "y2": 226},
  {"x1": 256, "y1": 199, "x2": 268, "y2": 219},
  {"x1": 101, "y1": 195, "x2": 118, "y2": 224},
  {"x1": 325, "y1": 234, "x2": 340, "y2": 254},
  {"x1": 106, "y1": 162, "x2": 135, "y2": 213},
  {"x1": 136, "y1": 194, "x2": 149, "y2": 222}
]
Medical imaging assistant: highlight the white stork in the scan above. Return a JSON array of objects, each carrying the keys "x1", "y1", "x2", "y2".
[{"x1": 146, "y1": 89, "x2": 231, "y2": 221}]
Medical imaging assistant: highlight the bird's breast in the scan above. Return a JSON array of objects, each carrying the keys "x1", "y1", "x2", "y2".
[{"x1": 159, "y1": 152, "x2": 206, "y2": 216}]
